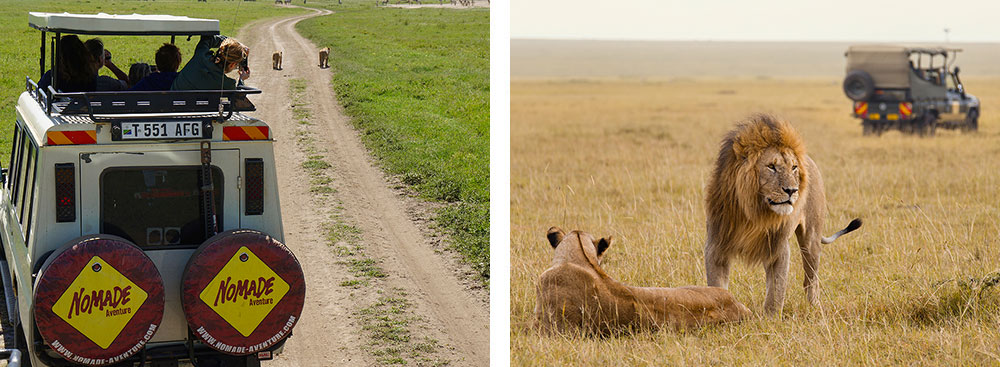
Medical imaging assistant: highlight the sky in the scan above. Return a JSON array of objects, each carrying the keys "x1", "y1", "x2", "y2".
[{"x1": 511, "y1": 0, "x2": 1000, "y2": 43}]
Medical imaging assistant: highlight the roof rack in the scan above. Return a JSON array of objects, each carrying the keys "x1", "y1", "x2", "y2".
[{"x1": 26, "y1": 77, "x2": 259, "y2": 122}]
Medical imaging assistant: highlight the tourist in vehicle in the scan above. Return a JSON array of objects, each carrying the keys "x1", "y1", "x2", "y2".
[
  {"x1": 37, "y1": 35, "x2": 97, "y2": 92},
  {"x1": 131, "y1": 43, "x2": 183, "y2": 91},
  {"x1": 84, "y1": 38, "x2": 130, "y2": 91},
  {"x1": 171, "y1": 35, "x2": 250, "y2": 90},
  {"x1": 128, "y1": 63, "x2": 152, "y2": 88}
]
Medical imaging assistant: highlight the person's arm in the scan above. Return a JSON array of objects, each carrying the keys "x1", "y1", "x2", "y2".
[
  {"x1": 195, "y1": 34, "x2": 228, "y2": 56},
  {"x1": 96, "y1": 49, "x2": 129, "y2": 82},
  {"x1": 105, "y1": 60, "x2": 129, "y2": 82}
]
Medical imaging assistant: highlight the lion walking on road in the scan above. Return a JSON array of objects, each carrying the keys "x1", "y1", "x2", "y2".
[
  {"x1": 318, "y1": 47, "x2": 330, "y2": 68},
  {"x1": 704, "y1": 114, "x2": 861, "y2": 314},
  {"x1": 272, "y1": 51, "x2": 282, "y2": 70}
]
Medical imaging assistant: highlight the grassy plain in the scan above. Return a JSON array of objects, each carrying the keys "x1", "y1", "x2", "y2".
[
  {"x1": 511, "y1": 77, "x2": 1000, "y2": 365},
  {"x1": 297, "y1": 2, "x2": 491, "y2": 281},
  {"x1": 0, "y1": 0, "x2": 307, "y2": 160}
]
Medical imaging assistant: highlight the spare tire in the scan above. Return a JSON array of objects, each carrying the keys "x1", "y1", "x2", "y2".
[
  {"x1": 33, "y1": 235, "x2": 165, "y2": 366},
  {"x1": 181, "y1": 229, "x2": 305, "y2": 356},
  {"x1": 843, "y1": 70, "x2": 875, "y2": 101}
]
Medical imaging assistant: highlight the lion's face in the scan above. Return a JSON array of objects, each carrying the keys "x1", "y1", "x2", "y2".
[{"x1": 757, "y1": 148, "x2": 801, "y2": 216}]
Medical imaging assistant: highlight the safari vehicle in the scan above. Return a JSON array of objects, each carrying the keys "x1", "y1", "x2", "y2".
[
  {"x1": 1, "y1": 13, "x2": 305, "y2": 367},
  {"x1": 843, "y1": 45, "x2": 979, "y2": 136}
]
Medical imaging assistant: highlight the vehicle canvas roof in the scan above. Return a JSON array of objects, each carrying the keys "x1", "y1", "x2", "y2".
[
  {"x1": 28, "y1": 12, "x2": 219, "y2": 36},
  {"x1": 846, "y1": 45, "x2": 962, "y2": 56},
  {"x1": 845, "y1": 45, "x2": 963, "y2": 89}
]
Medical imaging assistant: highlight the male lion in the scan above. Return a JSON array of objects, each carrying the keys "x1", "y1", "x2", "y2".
[
  {"x1": 535, "y1": 227, "x2": 749, "y2": 335},
  {"x1": 704, "y1": 114, "x2": 861, "y2": 314},
  {"x1": 318, "y1": 47, "x2": 330, "y2": 68},
  {"x1": 272, "y1": 51, "x2": 282, "y2": 70}
]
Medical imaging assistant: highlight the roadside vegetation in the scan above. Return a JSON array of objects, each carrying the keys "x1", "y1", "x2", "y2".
[
  {"x1": 510, "y1": 78, "x2": 1000, "y2": 364},
  {"x1": 296, "y1": 1, "x2": 490, "y2": 283},
  {"x1": 289, "y1": 78, "x2": 445, "y2": 366},
  {"x1": 0, "y1": 0, "x2": 307, "y2": 160}
]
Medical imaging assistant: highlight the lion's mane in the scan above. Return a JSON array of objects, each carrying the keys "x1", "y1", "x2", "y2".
[{"x1": 705, "y1": 114, "x2": 808, "y2": 264}]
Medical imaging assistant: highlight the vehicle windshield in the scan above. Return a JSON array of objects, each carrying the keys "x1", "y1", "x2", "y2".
[{"x1": 101, "y1": 166, "x2": 223, "y2": 247}]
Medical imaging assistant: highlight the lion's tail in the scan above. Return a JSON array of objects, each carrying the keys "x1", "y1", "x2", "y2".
[{"x1": 821, "y1": 218, "x2": 863, "y2": 244}]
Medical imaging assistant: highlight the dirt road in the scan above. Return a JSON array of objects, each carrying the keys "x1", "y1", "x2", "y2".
[{"x1": 238, "y1": 7, "x2": 489, "y2": 366}]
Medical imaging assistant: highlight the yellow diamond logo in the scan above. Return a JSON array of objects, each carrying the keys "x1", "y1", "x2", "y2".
[
  {"x1": 51, "y1": 256, "x2": 148, "y2": 349},
  {"x1": 199, "y1": 247, "x2": 289, "y2": 337}
]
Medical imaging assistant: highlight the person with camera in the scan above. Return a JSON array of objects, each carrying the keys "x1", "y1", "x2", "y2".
[
  {"x1": 37, "y1": 36, "x2": 131, "y2": 92},
  {"x1": 171, "y1": 35, "x2": 250, "y2": 90},
  {"x1": 84, "y1": 38, "x2": 129, "y2": 91}
]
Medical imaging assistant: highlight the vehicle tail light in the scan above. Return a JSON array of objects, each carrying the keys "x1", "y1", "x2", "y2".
[
  {"x1": 854, "y1": 101, "x2": 868, "y2": 117},
  {"x1": 55, "y1": 163, "x2": 75, "y2": 222},
  {"x1": 899, "y1": 102, "x2": 913, "y2": 119},
  {"x1": 245, "y1": 158, "x2": 264, "y2": 215},
  {"x1": 223, "y1": 126, "x2": 269, "y2": 141}
]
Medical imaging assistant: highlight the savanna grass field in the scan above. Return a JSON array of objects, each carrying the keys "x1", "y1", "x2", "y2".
[{"x1": 511, "y1": 42, "x2": 1000, "y2": 364}]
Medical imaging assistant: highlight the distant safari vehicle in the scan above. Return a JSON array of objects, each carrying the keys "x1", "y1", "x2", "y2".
[
  {"x1": 843, "y1": 45, "x2": 979, "y2": 136},
  {"x1": 2, "y1": 12, "x2": 305, "y2": 367}
]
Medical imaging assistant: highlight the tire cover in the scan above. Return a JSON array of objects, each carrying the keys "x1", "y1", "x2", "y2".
[
  {"x1": 181, "y1": 229, "x2": 305, "y2": 355},
  {"x1": 33, "y1": 235, "x2": 165, "y2": 366}
]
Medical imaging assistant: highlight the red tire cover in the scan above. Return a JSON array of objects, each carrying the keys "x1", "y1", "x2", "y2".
[
  {"x1": 33, "y1": 235, "x2": 165, "y2": 366},
  {"x1": 181, "y1": 229, "x2": 305, "y2": 355}
]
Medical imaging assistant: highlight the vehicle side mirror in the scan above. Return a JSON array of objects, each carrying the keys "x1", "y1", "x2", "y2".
[{"x1": 954, "y1": 66, "x2": 960, "y2": 75}]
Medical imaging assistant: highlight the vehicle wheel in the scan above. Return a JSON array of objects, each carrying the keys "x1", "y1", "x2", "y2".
[
  {"x1": 843, "y1": 70, "x2": 875, "y2": 101},
  {"x1": 898, "y1": 120, "x2": 911, "y2": 135},
  {"x1": 862, "y1": 119, "x2": 874, "y2": 136},
  {"x1": 963, "y1": 109, "x2": 979, "y2": 133},
  {"x1": 32, "y1": 235, "x2": 165, "y2": 366},
  {"x1": 916, "y1": 115, "x2": 929, "y2": 137},
  {"x1": 182, "y1": 229, "x2": 305, "y2": 356}
]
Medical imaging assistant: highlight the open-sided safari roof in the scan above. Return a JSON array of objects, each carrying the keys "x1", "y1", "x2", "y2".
[
  {"x1": 845, "y1": 45, "x2": 963, "y2": 89},
  {"x1": 28, "y1": 12, "x2": 219, "y2": 35}
]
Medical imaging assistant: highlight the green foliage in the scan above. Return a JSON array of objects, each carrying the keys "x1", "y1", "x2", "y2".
[{"x1": 297, "y1": 1, "x2": 490, "y2": 281}]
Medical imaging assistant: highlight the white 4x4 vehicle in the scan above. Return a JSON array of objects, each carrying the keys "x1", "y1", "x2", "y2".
[{"x1": 1, "y1": 13, "x2": 304, "y2": 367}]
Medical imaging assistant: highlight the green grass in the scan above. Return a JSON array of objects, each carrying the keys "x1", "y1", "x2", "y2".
[
  {"x1": 296, "y1": 1, "x2": 490, "y2": 282},
  {"x1": 302, "y1": 155, "x2": 332, "y2": 171},
  {"x1": 357, "y1": 292, "x2": 447, "y2": 366},
  {"x1": 0, "y1": 0, "x2": 307, "y2": 161}
]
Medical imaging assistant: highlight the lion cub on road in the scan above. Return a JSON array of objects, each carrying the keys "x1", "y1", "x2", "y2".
[
  {"x1": 535, "y1": 227, "x2": 749, "y2": 335},
  {"x1": 318, "y1": 47, "x2": 330, "y2": 68},
  {"x1": 272, "y1": 51, "x2": 282, "y2": 70}
]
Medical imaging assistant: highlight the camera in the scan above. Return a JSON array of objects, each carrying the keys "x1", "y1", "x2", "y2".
[
  {"x1": 105, "y1": 50, "x2": 112, "y2": 61},
  {"x1": 240, "y1": 58, "x2": 249, "y2": 72}
]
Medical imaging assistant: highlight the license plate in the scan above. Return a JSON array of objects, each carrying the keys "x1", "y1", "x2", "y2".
[{"x1": 114, "y1": 121, "x2": 210, "y2": 141}]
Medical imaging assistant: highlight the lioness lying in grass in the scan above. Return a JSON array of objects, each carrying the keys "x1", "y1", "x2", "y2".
[{"x1": 535, "y1": 227, "x2": 750, "y2": 335}]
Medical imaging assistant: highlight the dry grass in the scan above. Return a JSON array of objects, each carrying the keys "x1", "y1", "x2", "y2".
[{"x1": 510, "y1": 77, "x2": 1000, "y2": 365}]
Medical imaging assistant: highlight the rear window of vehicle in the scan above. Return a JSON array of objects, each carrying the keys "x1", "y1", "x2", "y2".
[{"x1": 101, "y1": 166, "x2": 223, "y2": 247}]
